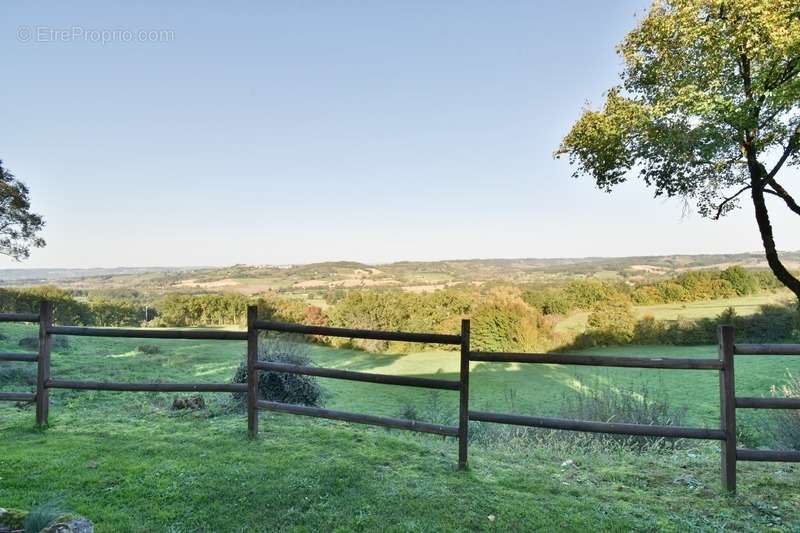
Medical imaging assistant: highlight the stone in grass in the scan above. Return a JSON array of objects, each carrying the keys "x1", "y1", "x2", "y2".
[
  {"x1": 172, "y1": 395, "x2": 206, "y2": 410},
  {"x1": 40, "y1": 516, "x2": 94, "y2": 533},
  {"x1": 0, "y1": 507, "x2": 27, "y2": 532}
]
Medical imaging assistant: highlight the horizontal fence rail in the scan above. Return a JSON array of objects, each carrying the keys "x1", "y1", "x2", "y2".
[
  {"x1": 0, "y1": 391, "x2": 36, "y2": 402},
  {"x1": 47, "y1": 379, "x2": 246, "y2": 393},
  {"x1": 257, "y1": 400, "x2": 459, "y2": 437},
  {"x1": 256, "y1": 361, "x2": 460, "y2": 391},
  {"x1": 469, "y1": 410, "x2": 725, "y2": 440},
  {"x1": 0, "y1": 352, "x2": 38, "y2": 362},
  {"x1": 253, "y1": 320, "x2": 461, "y2": 345},
  {"x1": 470, "y1": 351, "x2": 722, "y2": 370},
  {"x1": 734, "y1": 344, "x2": 800, "y2": 356},
  {"x1": 0, "y1": 312, "x2": 39, "y2": 322},
  {"x1": 48, "y1": 325, "x2": 247, "y2": 341},
  {"x1": 737, "y1": 448, "x2": 800, "y2": 462},
  {"x1": 736, "y1": 397, "x2": 800, "y2": 409}
]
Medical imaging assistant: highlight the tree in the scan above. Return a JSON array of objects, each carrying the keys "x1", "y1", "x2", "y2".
[
  {"x1": 0, "y1": 160, "x2": 45, "y2": 260},
  {"x1": 556, "y1": 0, "x2": 800, "y2": 299},
  {"x1": 587, "y1": 297, "x2": 637, "y2": 345}
]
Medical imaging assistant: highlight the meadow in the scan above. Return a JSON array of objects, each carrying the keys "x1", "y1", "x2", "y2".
[
  {"x1": 2, "y1": 320, "x2": 799, "y2": 530},
  {"x1": 554, "y1": 290, "x2": 794, "y2": 335}
]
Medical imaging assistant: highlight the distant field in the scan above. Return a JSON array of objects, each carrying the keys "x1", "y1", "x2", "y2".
[{"x1": 555, "y1": 290, "x2": 794, "y2": 334}]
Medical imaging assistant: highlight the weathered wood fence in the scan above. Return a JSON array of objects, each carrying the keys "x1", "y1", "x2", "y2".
[{"x1": 1, "y1": 302, "x2": 799, "y2": 492}]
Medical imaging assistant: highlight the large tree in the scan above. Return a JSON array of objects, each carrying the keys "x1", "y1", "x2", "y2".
[
  {"x1": 557, "y1": 0, "x2": 800, "y2": 298},
  {"x1": 0, "y1": 160, "x2": 45, "y2": 260}
]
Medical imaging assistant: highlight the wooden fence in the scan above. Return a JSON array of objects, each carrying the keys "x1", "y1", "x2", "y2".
[{"x1": 1, "y1": 303, "x2": 799, "y2": 492}]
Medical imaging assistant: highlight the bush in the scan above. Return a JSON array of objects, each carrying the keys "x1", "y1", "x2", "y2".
[
  {"x1": 18, "y1": 335, "x2": 70, "y2": 352},
  {"x1": 764, "y1": 371, "x2": 800, "y2": 450},
  {"x1": 586, "y1": 297, "x2": 636, "y2": 345},
  {"x1": 137, "y1": 344, "x2": 161, "y2": 354},
  {"x1": 0, "y1": 363, "x2": 36, "y2": 386},
  {"x1": 471, "y1": 294, "x2": 550, "y2": 352},
  {"x1": 232, "y1": 333, "x2": 323, "y2": 407}
]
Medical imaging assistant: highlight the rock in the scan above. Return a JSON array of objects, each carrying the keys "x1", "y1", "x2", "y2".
[
  {"x1": 561, "y1": 459, "x2": 577, "y2": 468},
  {"x1": 172, "y1": 395, "x2": 205, "y2": 410},
  {"x1": 40, "y1": 517, "x2": 93, "y2": 533},
  {"x1": 672, "y1": 474, "x2": 702, "y2": 489},
  {"x1": 0, "y1": 507, "x2": 26, "y2": 532}
]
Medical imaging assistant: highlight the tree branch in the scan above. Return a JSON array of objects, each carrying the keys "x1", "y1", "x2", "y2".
[
  {"x1": 764, "y1": 177, "x2": 800, "y2": 216},
  {"x1": 768, "y1": 124, "x2": 800, "y2": 180},
  {"x1": 713, "y1": 184, "x2": 751, "y2": 220}
]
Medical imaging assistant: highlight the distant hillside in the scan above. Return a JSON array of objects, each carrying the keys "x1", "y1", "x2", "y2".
[{"x1": 1, "y1": 252, "x2": 798, "y2": 296}]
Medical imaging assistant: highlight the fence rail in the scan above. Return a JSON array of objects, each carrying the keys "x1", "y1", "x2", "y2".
[
  {"x1": 468, "y1": 410, "x2": 725, "y2": 440},
  {"x1": 257, "y1": 400, "x2": 459, "y2": 436},
  {"x1": 252, "y1": 319, "x2": 461, "y2": 345},
  {"x1": 48, "y1": 325, "x2": 247, "y2": 341},
  {"x1": 47, "y1": 379, "x2": 247, "y2": 393},
  {"x1": 255, "y1": 361, "x2": 460, "y2": 390},
  {"x1": 2, "y1": 302, "x2": 799, "y2": 493},
  {"x1": 0, "y1": 352, "x2": 38, "y2": 362},
  {"x1": 470, "y1": 351, "x2": 722, "y2": 370},
  {"x1": 734, "y1": 344, "x2": 800, "y2": 355}
]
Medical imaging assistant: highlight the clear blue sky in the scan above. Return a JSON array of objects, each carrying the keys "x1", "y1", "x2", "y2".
[{"x1": 2, "y1": 1, "x2": 798, "y2": 268}]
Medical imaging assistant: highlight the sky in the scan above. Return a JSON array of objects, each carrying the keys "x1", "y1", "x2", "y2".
[{"x1": 2, "y1": 0, "x2": 799, "y2": 268}]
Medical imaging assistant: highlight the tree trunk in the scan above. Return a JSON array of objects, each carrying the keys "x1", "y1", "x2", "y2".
[{"x1": 750, "y1": 173, "x2": 800, "y2": 300}]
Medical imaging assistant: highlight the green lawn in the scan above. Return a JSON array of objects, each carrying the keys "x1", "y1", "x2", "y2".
[{"x1": 2, "y1": 323, "x2": 799, "y2": 531}]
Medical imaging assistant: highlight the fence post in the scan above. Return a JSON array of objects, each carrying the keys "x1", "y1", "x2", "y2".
[
  {"x1": 247, "y1": 305, "x2": 259, "y2": 438},
  {"x1": 36, "y1": 300, "x2": 53, "y2": 427},
  {"x1": 719, "y1": 324, "x2": 736, "y2": 493},
  {"x1": 458, "y1": 319, "x2": 470, "y2": 470}
]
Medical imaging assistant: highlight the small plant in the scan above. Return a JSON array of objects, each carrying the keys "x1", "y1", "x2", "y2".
[
  {"x1": 232, "y1": 333, "x2": 323, "y2": 407},
  {"x1": 137, "y1": 344, "x2": 161, "y2": 354},
  {"x1": 22, "y1": 498, "x2": 66, "y2": 533}
]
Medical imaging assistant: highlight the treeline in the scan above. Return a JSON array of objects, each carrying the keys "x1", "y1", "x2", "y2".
[
  {"x1": 154, "y1": 293, "x2": 324, "y2": 327},
  {"x1": 522, "y1": 266, "x2": 782, "y2": 316},
  {"x1": 571, "y1": 298, "x2": 800, "y2": 349},
  {"x1": 0, "y1": 266, "x2": 792, "y2": 353},
  {"x1": 0, "y1": 286, "x2": 146, "y2": 326},
  {"x1": 0, "y1": 287, "x2": 322, "y2": 328},
  {"x1": 326, "y1": 287, "x2": 552, "y2": 352}
]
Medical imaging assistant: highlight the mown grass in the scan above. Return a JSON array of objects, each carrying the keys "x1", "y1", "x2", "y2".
[{"x1": 1, "y1": 323, "x2": 799, "y2": 531}]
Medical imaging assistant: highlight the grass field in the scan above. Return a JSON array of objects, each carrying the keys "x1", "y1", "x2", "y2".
[
  {"x1": 554, "y1": 290, "x2": 794, "y2": 334},
  {"x1": 2, "y1": 323, "x2": 799, "y2": 530}
]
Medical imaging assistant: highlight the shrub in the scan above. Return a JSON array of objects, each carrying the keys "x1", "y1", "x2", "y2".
[
  {"x1": 764, "y1": 371, "x2": 800, "y2": 450},
  {"x1": 586, "y1": 297, "x2": 636, "y2": 345},
  {"x1": 18, "y1": 335, "x2": 69, "y2": 352},
  {"x1": 137, "y1": 344, "x2": 161, "y2": 354},
  {"x1": 470, "y1": 294, "x2": 549, "y2": 352},
  {"x1": 0, "y1": 363, "x2": 36, "y2": 386},
  {"x1": 232, "y1": 333, "x2": 323, "y2": 407}
]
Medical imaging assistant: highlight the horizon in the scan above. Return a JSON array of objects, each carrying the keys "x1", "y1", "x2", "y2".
[
  {"x1": 3, "y1": 1, "x2": 799, "y2": 269},
  {"x1": 0, "y1": 248, "x2": 796, "y2": 272}
]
